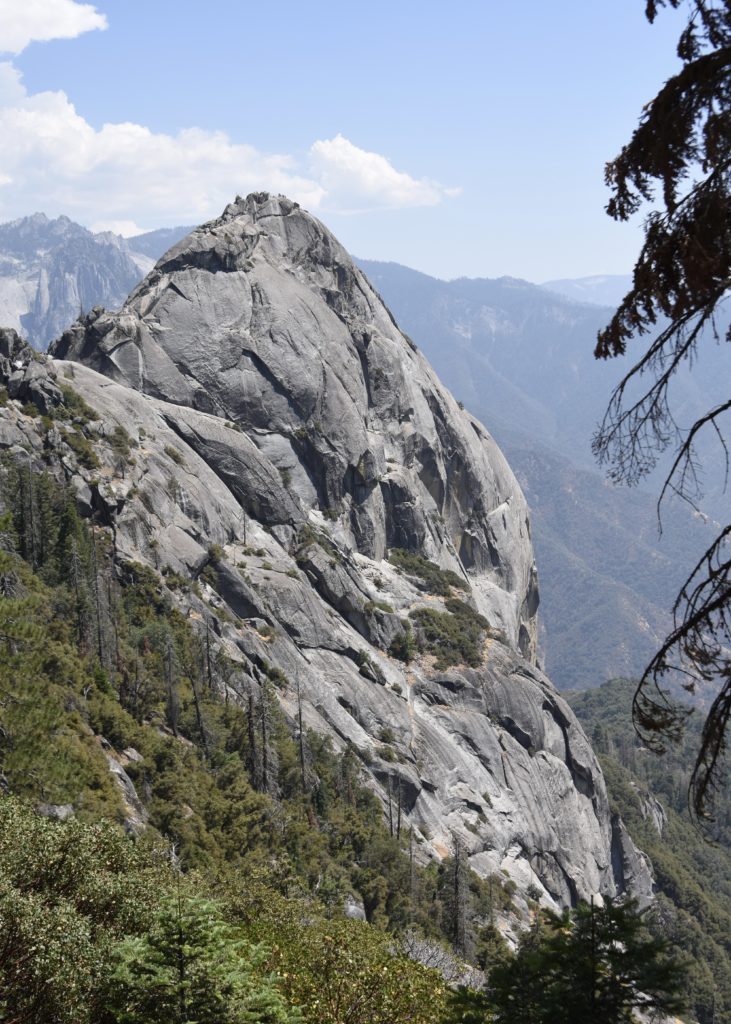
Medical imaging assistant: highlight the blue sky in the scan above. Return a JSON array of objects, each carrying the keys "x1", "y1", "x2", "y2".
[{"x1": 0, "y1": 0, "x2": 687, "y2": 281}]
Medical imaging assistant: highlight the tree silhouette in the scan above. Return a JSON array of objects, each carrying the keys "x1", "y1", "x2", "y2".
[{"x1": 592, "y1": 0, "x2": 731, "y2": 821}]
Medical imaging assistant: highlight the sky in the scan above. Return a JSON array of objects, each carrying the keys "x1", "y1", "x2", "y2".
[{"x1": 0, "y1": 0, "x2": 689, "y2": 281}]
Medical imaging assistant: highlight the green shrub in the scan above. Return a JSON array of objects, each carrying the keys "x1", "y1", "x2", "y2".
[
  {"x1": 109, "y1": 424, "x2": 135, "y2": 459},
  {"x1": 389, "y1": 626, "x2": 416, "y2": 663},
  {"x1": 61, "y1": 428, "x2": 100, "y2": 470},
  {"x1": 364, "y1": 599, "x2": 394, "y2": 614},
  {"x1": 207, "y1": 543, "x2": 224, "y2": 563},
  {"x1": 164, "y1": 444, "x2": 185, "y2": 466},
  {"x1": 58, "y1": 384, "x2": 99, "y2": 423},
  {"x1": 409, "y1": 599, "x2": 488, "y2": 669},
  {"x1": 388, "y1": 549, "x2": 467, "y2": 596}
]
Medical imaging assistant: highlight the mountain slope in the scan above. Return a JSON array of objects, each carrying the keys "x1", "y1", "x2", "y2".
[
  {"x1": 356, "y1": 258, "x2": 724, "y2": 689},
  {"x1": 501, "y1": 433, "x2": 717, "y2": 690},
  {"x1": 0, "y1": 194, "x2": 650, "y2": 909},
  {"x1": 127, "y1": 224, "x2": 195, "y2": 260},
  {"x1": 568, "y1": 678, "x2": 731, "y2": 1023}
]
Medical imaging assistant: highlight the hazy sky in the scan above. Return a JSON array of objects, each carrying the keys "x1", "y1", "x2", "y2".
[{"x1": 0, "y1": 0, "x2": 688, "y2": 281}]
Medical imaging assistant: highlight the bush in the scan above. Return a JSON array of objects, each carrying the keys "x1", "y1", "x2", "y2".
[
  {"x1": 364, "y1": 600, "x2": 395, "y2": 614},
  {"x1": 164, "y1": 444, "x2": 185, "y2": 466},
  {"x1": 58, "y1": 384, "x2": 99, "y2": 423},
  {"x1": 388, "y1": 549, "x2": 467, "y2": 596},
  {"x1": 389, "y1": 627, "x2": 416, "y2": 663},
  {"x1": 409, "y1": 599, "x2": 488, "y2": 669},
  {"x1": 109, "y1": 424, "x2": 135, "y2": 459},
  {"x1": 61, "y1": 427, "x2": 100, "y2": 470}
]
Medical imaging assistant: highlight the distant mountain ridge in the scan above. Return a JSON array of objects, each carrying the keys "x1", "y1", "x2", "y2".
[
  {"x1": 541, "y1": 274, "x2": 633, "y2": 308},
  {"x1": 125, "y1": 224, "x2": 196, "y2": 260},
  {"x1": 0, "y1": 214, "x2": 193, "y2": 349},
  {"x1": 0, "y1": 214, "x2": 150, "y2": 348}
]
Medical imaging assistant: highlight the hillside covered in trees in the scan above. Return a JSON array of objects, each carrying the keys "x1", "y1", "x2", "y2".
[{"x1": 569, "y1": 679, "x2": 731, "y2": 1023}]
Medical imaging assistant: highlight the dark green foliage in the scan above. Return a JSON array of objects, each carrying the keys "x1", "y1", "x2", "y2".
[
  {"x1": 445, "y1": 898, "x2": 685, "y2": 1024},
  {"x1": 0, "y1": 799, "x2": 444, "y2": 1024},
  {"x1": 0, "y1": 796, "x2": 166, "y2": 1024},
  {"x1": 388, "y1": 625, "x2": 416, "y2": 663},
  {"x1": 569, "y1": 678, "x2": 731, "y2": 1022},
  {"x1": 592, "y1": 0, "x2": 731, "y2": 821},
  {"x1": 251, "y1": 915, "x2": 443, "y2": 1024},
  {"x1": 489, "y1": 901, "x2": 683, "y2": 1019},
  {"x1": 409, "y1": 599, "x2": 488, "y2": 669},
  {"x1": 107, "y1": 894, "x2": 297, "y2": 1024},
  {"x1": 388, "y1": 548, "x2": 467, "y2": 596}
]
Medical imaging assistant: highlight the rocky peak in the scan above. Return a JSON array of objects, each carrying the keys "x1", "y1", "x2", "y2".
[
  {"x1": 53, "y1": 193, "x2": 538, "y2": 658},
  {"x1": 0, "y1": 212, "x2": 87, "y2": 256},
  {"x1": 0, "y1": 195, "x2": 653, "y2": 909}
]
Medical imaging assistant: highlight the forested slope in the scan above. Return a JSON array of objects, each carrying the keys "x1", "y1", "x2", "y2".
[{"x1": 569, "y1": 679, "x2": 731, "y2": 1023}]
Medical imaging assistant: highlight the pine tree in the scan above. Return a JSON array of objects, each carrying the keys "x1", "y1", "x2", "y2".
[
  {"x1": 482, "y1": 897, "x2": 686, "y2": 1024},
  {"x1": 107, "y1": 894, "x2": 298, "y2": 1024}
]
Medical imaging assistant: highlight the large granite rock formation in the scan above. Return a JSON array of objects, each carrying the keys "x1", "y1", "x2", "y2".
[{"x1": 1, "y1": 194, "x2": 652, "y2": 908}]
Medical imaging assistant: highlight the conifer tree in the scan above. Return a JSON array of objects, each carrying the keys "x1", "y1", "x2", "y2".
[
  {"x1": 108, "y1": 894, "x2": 298, "y2": 1024},
  {"x1": 480, "y1": 897, "x2": 686, "y2": 1024},
  {"x1": 592, "y1": 0, "x2": 731, "y2": 819}
]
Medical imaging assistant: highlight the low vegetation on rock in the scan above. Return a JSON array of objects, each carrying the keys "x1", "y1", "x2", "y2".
[{"x1": 388, "y1": 548, "x2": 467, "y2": 596}]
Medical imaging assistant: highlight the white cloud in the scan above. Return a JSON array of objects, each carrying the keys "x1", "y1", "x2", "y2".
[
  {"x1": 0, "y1": 64, "x2": 327, "y2": 228},
  {"x1": 90, "y1": 219, "x2": 146, "y2": 237},
  {"x1": 309, "y1": 133, "x2": 459, "y2": 213},
  {"x1": 0, "y1": 65, "x2": 458, "y2": 230},
  {"x1": 0, "y1": 0, "x2": 107, "y2": 55}
]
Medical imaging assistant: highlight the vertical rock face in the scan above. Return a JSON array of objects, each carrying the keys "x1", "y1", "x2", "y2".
[{"x1": 33, "y1": 193, "x2": 650, "y2": 907}]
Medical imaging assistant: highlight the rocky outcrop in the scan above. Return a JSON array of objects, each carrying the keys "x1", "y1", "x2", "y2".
[
  {"x1": 54, "y1": 194, "x2": 538, "y2": 659},
  {"x1": 0, "y1": 194, "x2": 651, "y2": 908}
]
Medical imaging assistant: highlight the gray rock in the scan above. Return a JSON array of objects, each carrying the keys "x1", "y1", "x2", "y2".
[
  {"x1": 52, "y1": 193, "x2": 537, "y2": 657},
  {"x1": 0, "y1": 195, "x2": 652, "y2": 909},
  {"x1": 344, "y1": 894, "x2": 367, "y2": 921},
  {"x1": 638, "y1": 789, "x2": 667, "y2": 836},
  {"x1": 0, "y1": 327, "x2": 28, "y2": 364},
  {"x1": 611, "y1": 814, "x2": 655, "y2": 909},
  {"x1": 36, "y1": 802, "x2": 75, "y2": 821},
  {"x1": 105, "y1": 752, "x2": 148, "y2": 836}
]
